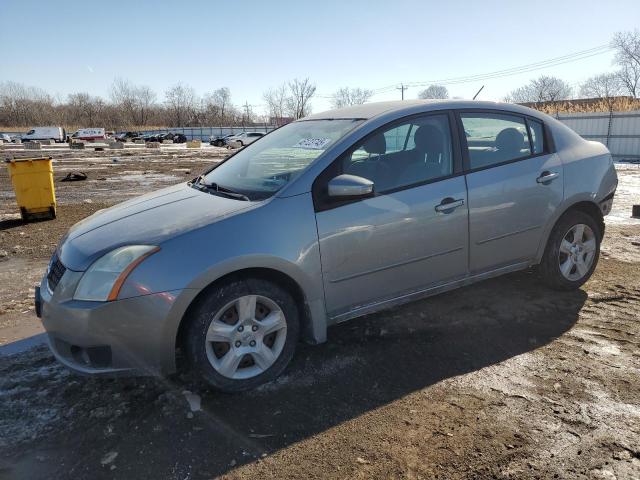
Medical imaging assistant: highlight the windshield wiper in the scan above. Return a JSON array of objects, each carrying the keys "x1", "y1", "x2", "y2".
[{"x1": 192, "y1": 175, "x2": 250, "y2": 201}]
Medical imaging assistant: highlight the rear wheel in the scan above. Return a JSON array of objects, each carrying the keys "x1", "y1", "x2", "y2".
[
  {"x1": 539, "y1": 210, "x2": 601, "y2": 290},
  {"x1": 184, "y1": 278, "x2": 299, "y2": 392}
]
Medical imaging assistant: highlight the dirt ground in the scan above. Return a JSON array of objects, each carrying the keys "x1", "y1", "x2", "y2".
[{"x1": 0, "y1": 145, "x2": 639, "y2": 480}]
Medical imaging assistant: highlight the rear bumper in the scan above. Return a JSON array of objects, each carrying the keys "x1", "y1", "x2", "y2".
[{"x1": 39, "y1": 275, "x2": 185, "y2": 377}]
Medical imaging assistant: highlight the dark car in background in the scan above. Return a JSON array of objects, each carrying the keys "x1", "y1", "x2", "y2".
[
  {"x1": 159, "y1": 132, "x2": 187, "y2": 143},
  {"x1": 141, "y1": 133, "x2": 162, "y2": 142},
  {"x1": 115, "y1": 131, "x2": 143, "y2": 142},
  {"x1": 142, "y1": 132, "x2": 187, "y2": 143},
  {"x1": 209, "y1": 133, "x2": 236, "y2": 147}
]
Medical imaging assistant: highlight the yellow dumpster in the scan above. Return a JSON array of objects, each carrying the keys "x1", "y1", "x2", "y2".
[{"x1": 5, "y1": 156, "x2": 56, "y2": 221}]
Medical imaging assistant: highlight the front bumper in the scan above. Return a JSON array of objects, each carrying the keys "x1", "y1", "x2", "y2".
[{"x1": 38, "y1": 273, "x2": 185, "y2": 377}]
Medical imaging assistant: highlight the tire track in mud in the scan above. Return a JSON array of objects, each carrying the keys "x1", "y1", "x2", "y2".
[{"x1": 517, "y1": 285, "x2": 639, "y2": 478}]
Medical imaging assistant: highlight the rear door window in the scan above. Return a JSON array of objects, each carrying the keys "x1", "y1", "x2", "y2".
[{"x1": 460, "y1": 113, "x2": 532, "y2": 169}]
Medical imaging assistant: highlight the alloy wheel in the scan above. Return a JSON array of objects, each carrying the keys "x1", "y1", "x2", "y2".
[
  {"x1": 558, "y1": 223, "x2": 597, "y2": 281},
  {"x1": 204, "y1": 295, "x2": 287, "y2": 379}
]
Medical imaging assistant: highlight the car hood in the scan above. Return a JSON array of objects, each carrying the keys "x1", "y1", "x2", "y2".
[{"x1": 58, "y1": 183, "x2": 257, "y2": 271}]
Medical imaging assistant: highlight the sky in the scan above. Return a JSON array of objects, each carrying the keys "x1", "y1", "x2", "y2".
[{"x1": 2, "y1": 0, "x2": 639, "y2": 115}]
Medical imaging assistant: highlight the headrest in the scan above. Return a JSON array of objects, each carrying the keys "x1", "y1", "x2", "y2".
[
  {"x1": 362, "y1": 133, "x2": 386, "y2": 155},
  {"x1": 414, "y1": 125, "x2": 444, "y2": 153},
  {"x1": 495, "y1": 128, "x2": 524, "y2": 153}
]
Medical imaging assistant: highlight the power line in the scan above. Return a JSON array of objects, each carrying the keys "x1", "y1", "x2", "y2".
[
  {"x1": 314, "y1": 44, "x2": 612, "y2": 98},
  {"x1": 405, "y1": 46, "x2": 612, "y2": 87}
]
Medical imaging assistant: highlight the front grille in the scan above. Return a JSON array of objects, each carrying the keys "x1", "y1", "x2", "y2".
[{"x1": 47, "y1": 254, "x2": 66, "y2": 292}]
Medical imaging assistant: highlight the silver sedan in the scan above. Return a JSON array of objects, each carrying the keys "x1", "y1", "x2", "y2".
[{"x1": 37, "y1": 100, "x2": 617, "y2": 392}]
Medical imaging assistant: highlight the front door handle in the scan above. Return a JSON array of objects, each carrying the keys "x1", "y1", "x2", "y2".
[
  {"x1": 435, "y1": 197, "x2": 464, "y2": 213},
  {"x1": 536, "y1": 171, "x2": 559, "y2": 184}
]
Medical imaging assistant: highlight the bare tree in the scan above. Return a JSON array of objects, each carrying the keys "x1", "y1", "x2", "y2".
[
  {"x1": 330, "y1": 87, "x2": 373, "y2": 108},
  {"x1": 287, "y1": 78, "x2": 316, "y2": 119},
  {"x1": 505, "y1": 75, "x2": 573, "y2": 103},
  {"x1": 0, "y1": 81, "x2": 55, "y2": 126},
  {"x1": 135, "y1": 85, "x2": 156, "y2": 125},
  {"x1": 579, "y1": 73, "x2": 624, "y2": 110},
  {"x1": 164, "y1": 83, "x2": 198, "y2": 126},
  {"x1": 263, "y1": 84, "x2": 289, "y2": 120},
  {"x1": 417, "y1": 85, "x2": 449, "y2": 99},
  {"x1": 212, "y1": 87, "x2": 231, "y2": 124},
  {"x1": 613, "y1": 30, "x2": 640, "y2": 98},
  {"x1": 110, "y1": 78, "x2": 156, "y2": 126},
  {"x1": 67, "y1": 92, "x2": 105, "y2": 125}
]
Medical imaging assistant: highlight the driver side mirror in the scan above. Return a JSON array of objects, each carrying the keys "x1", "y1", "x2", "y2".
[{"x1": 327, "y1": 174, "x2": 374, "y2": 198}]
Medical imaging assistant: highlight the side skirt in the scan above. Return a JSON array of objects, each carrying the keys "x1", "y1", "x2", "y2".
[{"x1": 329, "y1": 260, "x2": 533, "y2": 325}]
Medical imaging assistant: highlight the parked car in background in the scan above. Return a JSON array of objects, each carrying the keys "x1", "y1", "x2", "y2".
[
  {"x1": 159, "y1": 132, "x2": 187, "y2": 143},
  {"x1": 36, "y1": 100, "x2": 617, "y2": 392},
  {"x1": 209, "y1": 133, "x2": 236, "y2": 147},
  {"x1": 0, "y1": 133, "x2": 11, "y2": 143},
  {"x1": 225, "y1": 131, "x2": 265, "y2": 147},
  {"x1": 115, "y1": 131, "x2": 143, "y2": 142},
  {"x1": 68, "y1": 128, "x2": 106, "y2": 142},
  {"x1": 21, "y1": 126, "x2": 66, "y2": 142}
]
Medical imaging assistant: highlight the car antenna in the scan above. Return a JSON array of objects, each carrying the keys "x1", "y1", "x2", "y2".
[{"x1": 472, "y1": 85, "x2": 485, "y2": 100}]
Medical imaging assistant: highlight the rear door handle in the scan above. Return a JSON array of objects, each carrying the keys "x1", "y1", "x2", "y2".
[
  {"x1": 435, "y1": 198, "x2": 464, "y2": 213},
  {"x1": 536, "y1": 171, "x2": 559, "y2": 184}
]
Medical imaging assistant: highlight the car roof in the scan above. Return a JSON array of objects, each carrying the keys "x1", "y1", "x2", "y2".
[{"x1": 302, "y1": 99, "x2": 544, "y2": 121}]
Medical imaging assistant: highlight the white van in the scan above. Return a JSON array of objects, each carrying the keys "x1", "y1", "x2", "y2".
[
  {"x1": 69, "y1": 128, "x2": 106, "y2": 142},
  {"x1": 21, "y1": 127, "x2": 66, "y2": 143}
]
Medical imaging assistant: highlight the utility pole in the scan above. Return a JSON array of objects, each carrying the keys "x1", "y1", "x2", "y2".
[
  {"x1": 243, "y1": 101, "x2": 251, "y2": 127},
  {"x1": 396, "y1": 83, "x2": 408, "y2": 100}
]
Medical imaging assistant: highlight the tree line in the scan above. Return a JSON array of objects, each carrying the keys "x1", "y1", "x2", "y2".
[{"x1": 2, "y1": 30, "x2": 638, "y2": 129}]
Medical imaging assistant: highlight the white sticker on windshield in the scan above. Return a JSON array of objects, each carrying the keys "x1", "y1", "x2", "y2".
[{"x1": 293, "y1": 138, "x2": 332, "y2": 150}]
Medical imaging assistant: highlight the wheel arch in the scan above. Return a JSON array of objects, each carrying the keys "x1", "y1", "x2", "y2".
[
  {"x1": 535, "y1": 199, "x2": 605, "y2": 264},
  {"x1": 566, "y1": 201, "x2": 605, "y2": 238},
  {"x1": 174, "y1": 267, "x2": 316, "y2": 368}
]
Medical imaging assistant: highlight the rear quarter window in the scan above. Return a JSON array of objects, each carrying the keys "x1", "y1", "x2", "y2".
[{"x1": 527, "y1": 118, "x2": 545, "y2": 154}]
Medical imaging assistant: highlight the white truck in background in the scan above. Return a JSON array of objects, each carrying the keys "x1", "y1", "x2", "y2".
[
  {"x1": 68, "y1": 128, "x2": 107, "y2": 142},
  {"x1": 21, "y1": 127, "x2": 66, "y2": 142}
]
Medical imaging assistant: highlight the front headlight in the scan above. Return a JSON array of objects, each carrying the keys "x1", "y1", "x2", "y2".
[{"x1": 74, "y1": 245, "x2": 160, "y2": 302}]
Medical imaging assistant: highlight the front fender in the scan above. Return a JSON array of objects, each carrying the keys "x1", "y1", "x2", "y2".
[{"x1": 121, "y1": 193, "x2": 328, "y2": 370}]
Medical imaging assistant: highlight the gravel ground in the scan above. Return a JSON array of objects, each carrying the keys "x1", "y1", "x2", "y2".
[{"x1": 0, "y1": 147, "x2": 639, "y2": 479}]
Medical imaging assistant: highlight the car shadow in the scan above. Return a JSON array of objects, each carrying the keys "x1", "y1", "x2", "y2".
[{"x1": 2, "y1": 269, "x2": 587, "y2": 479}]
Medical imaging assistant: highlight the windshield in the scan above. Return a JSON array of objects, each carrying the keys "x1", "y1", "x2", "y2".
[{"x1": 201, "y1": 119, "x2": 362, "y2": 200}]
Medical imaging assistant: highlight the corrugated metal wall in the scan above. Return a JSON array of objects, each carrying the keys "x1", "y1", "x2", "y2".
[{"x1": 557, "y1": 110, "x2": 640, "y2": 161}]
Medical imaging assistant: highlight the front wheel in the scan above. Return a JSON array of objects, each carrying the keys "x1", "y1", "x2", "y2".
[
  {"x1": 539, "y1": 210, "x2": 601, "y2": 290},
  {"x1": 184, "y1": 278, "x2": 299, "y2": 392}
]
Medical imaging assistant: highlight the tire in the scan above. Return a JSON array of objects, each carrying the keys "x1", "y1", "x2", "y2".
[
  {"x1": 539, "y1": 210, "x2": 601, "y2": 290},
  {"x1": 184, "y1": 277, "x2": 299, "y2": 392},
  {"x1": 237, "y1": 141, "x2": 244, "y2": 147}
]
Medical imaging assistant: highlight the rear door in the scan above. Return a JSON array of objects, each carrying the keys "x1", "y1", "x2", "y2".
[
  {"x1": 458, "y1": 111, "x2": 563, "y2": 273},
  {"x1": 314, "y1": 112, "x2": 469, "y2": 319}
]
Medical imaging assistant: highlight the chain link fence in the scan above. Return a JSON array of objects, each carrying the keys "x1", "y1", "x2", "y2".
[{"x1": 132, "y1": 125, "x2": 277, "y2": 141}]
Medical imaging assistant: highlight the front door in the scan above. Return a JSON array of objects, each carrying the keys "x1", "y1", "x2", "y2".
[{"x1": 314, "y1": 113, "x2": 469, "y2": 319}]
